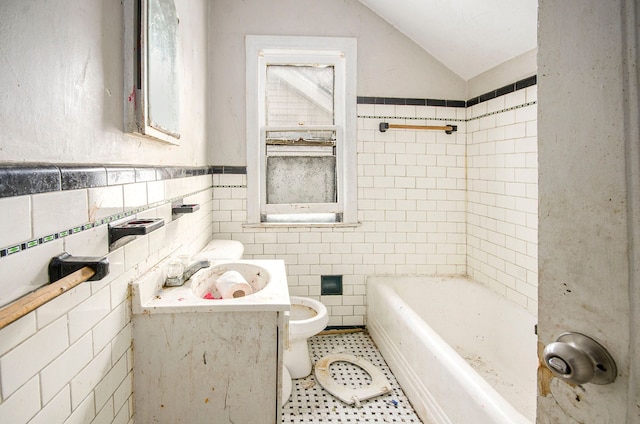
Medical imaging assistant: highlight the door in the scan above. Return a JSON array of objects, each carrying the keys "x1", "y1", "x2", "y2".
[{"x1": 537, "y1": 0, "x2": 639, "y2": 422}]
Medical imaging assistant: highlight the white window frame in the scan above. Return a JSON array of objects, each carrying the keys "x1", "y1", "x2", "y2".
[{"x1": 246, "y1": 35, "x2": 357, "y2": 225}]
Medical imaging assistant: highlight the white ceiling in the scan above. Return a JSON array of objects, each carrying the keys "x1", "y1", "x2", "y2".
[{"x1": 358, "y1": 0, "x2": 538, "y2": 81}]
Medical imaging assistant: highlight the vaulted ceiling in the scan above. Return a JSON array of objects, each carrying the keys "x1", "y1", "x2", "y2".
[{"x1": 358, "y1": 0, "x2": 538, "y2": 81}]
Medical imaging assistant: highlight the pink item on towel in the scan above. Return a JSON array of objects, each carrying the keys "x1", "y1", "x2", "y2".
[{"x1": 203, "y1": 292, "x2": 220, "y2": 300}]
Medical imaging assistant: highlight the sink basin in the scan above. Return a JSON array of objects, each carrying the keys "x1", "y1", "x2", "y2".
[
  {"x1": 190, "y1": 262, "x2": 270, "y2": 299},
  {"x1": 131, "y1": 259, "x2": 290, "y2": 314}
]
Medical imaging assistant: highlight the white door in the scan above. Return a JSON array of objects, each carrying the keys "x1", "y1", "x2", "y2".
[{"x1": 537, "y1": 0, "x2": 640, "y2": 422}]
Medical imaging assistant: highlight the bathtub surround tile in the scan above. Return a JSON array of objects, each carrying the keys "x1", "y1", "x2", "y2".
[
  {"x1": 36, "y1": 282, "x2": 91, "y2": 329},
  {"x1": 94, "y1": 353, "x2": 128, "y2": 412},
  {"x1": 63, "y1": 224, "x2": 109, "y2": 258},
  {"x1": 0, "y1": 238, "x2": 64, "y2": 307},
  {"x1": 28, "y1": 385, "x2": 71, "y2": 424},
  {"x1": 0, "y1": 376, "x2": 41, "y2": 423},
  {"x1": 40, "y1": 332, "x2": 93, "y2": 404},
  {"x1": 112, "y1": 373, "x2": 133, "y2": 420},
  {"x1": 0, "y1": 316, "x2": 68, "y2": 398},
  {"x1": 146, "y1": 180, "x2": 165, "y2": 204},
  {"x1": 32, "y1": 189, "x2": 88, "y2": 237},
  {"x1": 88, "y1": 185, "x2": 124, "y2": 221},
  {"x1": 123, "y1": 182, "x2": 147, "y2": 210},
  {"x1": 68, "y1": 286, "x2": 111, "y2": 343},
  {"x1": 0, "y1": 164, "x2": 61, "y2": 198},
  {"x1": 0, "y1": 195, "x2": 31, "y2": 248},
  {"x1": 0, "y1": 313, "x2": 36, "y2": 357},
  {"x1": 66, "y1": 395, "x2": 95, "y2": 424},
  {"x1": 70, "y1": 347, "x2": 112, "y2": 410}
]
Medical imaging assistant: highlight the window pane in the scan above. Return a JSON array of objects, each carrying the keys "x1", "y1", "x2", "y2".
[
  {"x1": 266, "y1": 156, "x2": 336, "y2": 204},
  {"x1": 266, "y1": 65, "x2": 334, "y2": 126}
]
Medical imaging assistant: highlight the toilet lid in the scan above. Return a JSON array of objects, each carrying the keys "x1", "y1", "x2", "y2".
[{"x1": 314, "y1": 353, "x2": 391, "y2": 407}]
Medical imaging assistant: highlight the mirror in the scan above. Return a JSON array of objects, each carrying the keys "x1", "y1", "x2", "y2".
[{"x1": 124, "y1": 0, "x2": 180, "y2": 144}]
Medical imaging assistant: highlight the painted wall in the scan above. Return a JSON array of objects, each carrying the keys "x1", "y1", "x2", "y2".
[
  {"x1": 0, "y1": 0, "x2": 208, "y2": 166},
  {"x1": 467, "y1": 49, "x2": 537, "y2": 99},
  {"x1": 207, "y1": 0, "x2": 467, "y2": 166}
]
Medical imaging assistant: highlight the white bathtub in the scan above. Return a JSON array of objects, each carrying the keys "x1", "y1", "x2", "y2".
[{"x1": 367, "y1": 276, "x2": 537, "y2": 424}]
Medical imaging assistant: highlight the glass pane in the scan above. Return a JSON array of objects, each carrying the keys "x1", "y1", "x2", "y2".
[
  {"x1": 147, "y1": 0, "x2": 179, "y2": 135},
  {"x1": 266, "y1": 156, "x2": 336, "y2": 204},
  {"x1": 266, "y1": 65, "x2": 334, "y2": 126}
]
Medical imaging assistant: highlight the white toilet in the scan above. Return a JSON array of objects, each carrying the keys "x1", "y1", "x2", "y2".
[{"x1": 284, "y1": 296, "x2": 329, "y2": 379}]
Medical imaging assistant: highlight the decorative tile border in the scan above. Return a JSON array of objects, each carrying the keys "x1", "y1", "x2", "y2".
[
  {"x1": 466, "y1": 101, "x2": 537, "y2": 122},
  {"x1": 467, "y1": 75, "x2": 537, "y2": 107},
  {"x1": 357, "y1": 97, "x2": 466, "y2": 108},
  {"x1": 358, "y1": 114, "x2": 466, "y2": 122},
  {"x1": 0, "y1": 187, "x2": 211, "y2": 259},
  {"x1": 358, "y1": 74, "x2": 536, "y2": 109},
  {"x1": 0, "y1": 164, "x2": 213, "y2": 199}
]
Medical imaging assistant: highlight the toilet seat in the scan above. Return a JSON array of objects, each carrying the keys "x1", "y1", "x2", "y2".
[{"x1": 314, "y1": 353, "x2": 391, "y2": 407}]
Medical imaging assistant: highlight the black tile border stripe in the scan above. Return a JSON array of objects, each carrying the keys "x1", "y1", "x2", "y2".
[
  {"x1": 357, "y1": 97, "x2": 466, "y2": 108},
  {"x1": 358, "y1": 75, "x2": 536, "y2": 109},
  {"x1": 0, "y1": 164, "x2": 246, "y2": 199}
]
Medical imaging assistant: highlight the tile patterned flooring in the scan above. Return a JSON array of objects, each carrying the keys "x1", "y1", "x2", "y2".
[{"x1": 281, "y1": 331, "x2": 423, "y2": 423}]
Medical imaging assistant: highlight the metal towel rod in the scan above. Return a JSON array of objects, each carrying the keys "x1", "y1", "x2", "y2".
[{"x1": 379, "y1": 122, "x2": 457, "y2": 134}]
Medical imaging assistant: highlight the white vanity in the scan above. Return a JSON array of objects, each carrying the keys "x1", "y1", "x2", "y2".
[{"x1": 131, "y1": 258, "x2": 290, "y2": 424}]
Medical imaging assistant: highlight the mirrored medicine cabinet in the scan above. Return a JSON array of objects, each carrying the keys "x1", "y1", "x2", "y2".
[{"x1": 124, "y1": 0, "x2": 181, "y2": 144}]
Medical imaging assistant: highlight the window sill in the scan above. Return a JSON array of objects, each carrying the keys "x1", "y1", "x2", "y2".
[{"x1": 243, "y1": 221, "x2": 361, "y2": 229}]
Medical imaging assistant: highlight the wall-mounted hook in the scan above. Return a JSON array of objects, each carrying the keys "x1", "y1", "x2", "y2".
[{"x1": 48, "y1": 252, "x2": 110, "y2": 283}]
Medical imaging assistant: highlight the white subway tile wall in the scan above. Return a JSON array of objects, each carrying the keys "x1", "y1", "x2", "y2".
[
  {"x1": 467, "y1": 86, "x2": 538, "y2": 313},
  {"x1": 214, "y1": 97, "x2": 538, "y2": 326},
  {"x1": 0, "y1": 174, "x2": 214, "y2": 424},
  {"x1": 214, "y1": 104, "x2": 470, "y2": 327}
]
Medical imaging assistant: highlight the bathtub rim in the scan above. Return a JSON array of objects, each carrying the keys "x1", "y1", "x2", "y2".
[{"x1": 367, "y1": 276, "x2": 535, "y2": 424}]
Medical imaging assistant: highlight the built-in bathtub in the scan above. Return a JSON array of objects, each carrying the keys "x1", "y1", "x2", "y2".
[{"x1": 367, "y1": 276, "x2": 537, "y2": 424}]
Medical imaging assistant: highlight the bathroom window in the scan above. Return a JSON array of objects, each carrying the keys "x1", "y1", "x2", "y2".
[{"x1": 246, "y1": 36, "x2": 357, "y2": 225}]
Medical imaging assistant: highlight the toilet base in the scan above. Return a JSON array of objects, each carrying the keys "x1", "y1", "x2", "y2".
[{"x1": 284, "y1": 338, "x2": 312, "y2": 379}]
